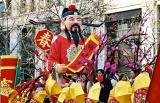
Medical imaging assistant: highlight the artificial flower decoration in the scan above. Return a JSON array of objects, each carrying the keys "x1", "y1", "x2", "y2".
[{"x1": 34, "y1": 50, "x2": 39, "y2": 56}]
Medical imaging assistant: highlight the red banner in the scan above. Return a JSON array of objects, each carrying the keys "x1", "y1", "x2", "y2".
[
  {"x1": 0, "y1": 55, "x2": 18, "y2": 103},
  {"x1": 67, "y1": 33, "x2": 99, "y2": 73},
  {"x1": 35, "y1": 29, "x2": 53, "y2": 51},
  {"x1": 147, "y1": 48, "x2": 160, "y2": 103}
]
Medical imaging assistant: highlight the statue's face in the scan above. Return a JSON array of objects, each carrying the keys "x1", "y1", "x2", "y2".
[
  {"x1": 62, "y1": 15, "x2": 83, "y2": 47},
  {"x1": 62, "y1": 15, "x2": 82, "y2": 31}
]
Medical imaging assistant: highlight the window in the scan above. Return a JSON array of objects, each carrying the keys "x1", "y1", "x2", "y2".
[
  {"x1": 0, "y1": 30, "x2": 10, "y2": 55},
  {"x1": 0, "y1": 1, "x2": 4, "y2": 17},
  {"x1": 117, "y1": 23, "x2": 128, "y2": 40},
  {"x1": 105, "y1": 9, "x2": 141, "y2": 39},
  {"x1": 105, "y1": 9, "x2": 141, "y2": 69}
]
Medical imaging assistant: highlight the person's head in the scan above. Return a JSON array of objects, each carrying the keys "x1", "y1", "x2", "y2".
[
  {"x1": 96, "y1": 69, "x2": 104, "y2": 82},
  {"x1": 130, "y1": 70, "x2": 136, "y2": 79},
  {"x1": 61, "y1": 5, "x2": 84, "y2": 47},
  {"x1": 72, "y1": 72, "x2": 80, "y2": 80},
  {"x1": 81, "y1": 74, "x2": 87, "y2": 81},
  {"x1": 97, "y1": 69, "x2": 104, "y2": 76},
  {"x1": 119, "y1": 73, "x2": 127, "y2": 81}
]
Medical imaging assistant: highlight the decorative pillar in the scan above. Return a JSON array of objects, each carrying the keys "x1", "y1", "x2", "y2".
[
  {"x1": 0, "y1": 55, "x2": 19, "y2": 103},
  {"x1": 141, "y1": 1, "x2": 157, "y2": 65},
  {"x1": 10, "y1": 27, "x2": 20, "y2": 55},
  {"x1": 11, "y1": 0, "x2": 19, "y2": 16}
]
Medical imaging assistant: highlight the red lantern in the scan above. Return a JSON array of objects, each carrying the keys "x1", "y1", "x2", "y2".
[{"x1": 35, "y1": 29, "x2": 53, "y2": 51}]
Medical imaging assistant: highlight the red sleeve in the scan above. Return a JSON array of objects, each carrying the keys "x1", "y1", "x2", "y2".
[{"x1": 46, "y1": 36, "x2": 60, "y2": 71}]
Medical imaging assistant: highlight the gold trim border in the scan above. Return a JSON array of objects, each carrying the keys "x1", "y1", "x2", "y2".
[
  {"x1": 67, "y1": 33, "x2": 99, "y2": 73},
  {"x1": 0, "y1": 55, "x2": 20, "y2": 59},
  {"x1": 0, "y1": 66, "x2": 16, "y2": 70}
]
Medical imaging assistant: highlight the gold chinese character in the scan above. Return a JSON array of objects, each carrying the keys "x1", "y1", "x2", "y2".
[
  {"x1": 37, "y1": 32, "x2": 51, "y2": 48},
  {"x1": 0, "y1": 78, "x2": 13, "y2": 96}
]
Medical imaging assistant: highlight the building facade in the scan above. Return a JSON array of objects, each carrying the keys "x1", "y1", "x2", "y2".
[{"x1": 104, "y1": 0, "x2": 159, "y2": 68}]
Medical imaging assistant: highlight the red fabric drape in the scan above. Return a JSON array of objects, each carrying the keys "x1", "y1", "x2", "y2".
[{"x1": 147, "y1": 48, "x2": 160, "y2": 103}]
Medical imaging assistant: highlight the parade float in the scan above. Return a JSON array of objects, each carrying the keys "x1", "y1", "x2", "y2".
[{"x1": 0, "y1": 10, "x2": 159, "y2": 103}]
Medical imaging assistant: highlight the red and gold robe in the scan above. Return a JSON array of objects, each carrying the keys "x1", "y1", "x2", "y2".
[
  {"x1": 47, "y1": 33, "x2": 88, "y2": 85},
  {"x1": 47, "y1": 33, "x2": 86, "y2": 71}
]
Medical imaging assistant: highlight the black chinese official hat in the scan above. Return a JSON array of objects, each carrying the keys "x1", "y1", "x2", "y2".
[{"x1": 62, "y1": 5, "x2": 80, "y2": 17}]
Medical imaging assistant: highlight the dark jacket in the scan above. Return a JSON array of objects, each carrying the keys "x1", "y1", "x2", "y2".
[{"x1": 99, "y1": 76, "x2": 113, "y2": 103}]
